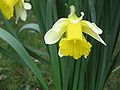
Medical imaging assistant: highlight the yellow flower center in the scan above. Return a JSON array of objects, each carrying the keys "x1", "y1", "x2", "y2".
[
  {"x1": 0, "y1": 0, "x2": 19, "y2": 19},
  {"x1": 67, "y1": 22, "x2": 82, "y2": 40},
  {"x1": 59, "y1": 22, "x2": 92, "y2": 59}
]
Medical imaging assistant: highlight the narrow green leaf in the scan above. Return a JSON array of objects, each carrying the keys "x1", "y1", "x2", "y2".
[
  {"x1": 49, "y1": 45, "x2": 62, "y2": 90},
  {"x1": 72, "y1": 60, "x2": 81, "y2": 90},
  {"x1": 60, "y1": 58, "x2": 69, "y2": 90},
  {"x1": 45, "y1": 0, "x2": 62, "y2": 90},
  {"x1": 46, "y1": 0, "x2": 53, "y2": 30},
  {"x1": 31, "y1": 0, "x2": 47, "y2": 36},
  {"x1": 78, "y1": 59, "x2": 87, "y2": 90},
  {"x1": 95, "y1": 0, "x2": 104, "y2": 24},
  {"x1": 68, "y1": 59, "x2": 76, "y2": 90},
  {"x1": 89, "y1": 0, "x2": 96, "y2": 22},
  {"x1": 18, "y1": 23, "x2": 40, "y2": 34}
]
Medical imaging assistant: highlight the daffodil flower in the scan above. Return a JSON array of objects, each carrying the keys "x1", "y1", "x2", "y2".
[
  {"x1": 0, "y1": 0, "x2": 31, "y2": 23},
  {"x1": 44, "y1": 5, "x2": 106, "y2": 59}
]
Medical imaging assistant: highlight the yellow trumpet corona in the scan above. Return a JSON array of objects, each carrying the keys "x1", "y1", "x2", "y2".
[{"x1": 44, "y1": 5, "x2": 106, "y2": 59}]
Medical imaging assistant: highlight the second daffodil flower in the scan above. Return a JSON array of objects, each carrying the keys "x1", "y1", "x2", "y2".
[
  {"x1": 44, "y1": 5, "x2": 106, "y2": 59},
  {"x1": 0, "y1": 0, "x2": 31, "y2": 23}
]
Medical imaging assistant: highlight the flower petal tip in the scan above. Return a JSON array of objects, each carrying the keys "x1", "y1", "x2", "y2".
[
  {"x1": 92, "y1": 23, "x2": 103, "y2": 34},
  {"x1": 103, "y1": 42, "x2": 107, "y2": 46},
  {"x1": 24, "y1": 3, "x2": 32, "y2": 10},
  {"x1": 58, "y1": 50, "x2": 64, "y2": 57},
  {"x1": 84, "y1": 56, "x2": 87, "y2": 58}
]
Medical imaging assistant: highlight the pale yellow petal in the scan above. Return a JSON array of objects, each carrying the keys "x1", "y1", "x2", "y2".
[
  {"x1": 52, "y1": 18, "x2": 69, "y2": 32},
  {"x1": 81, "y1": 20, "x2": 103, "y2": 34},
  {"x1": 19, "y1": 8, "x2": 27, "y2": 21},
  {"x1": 15, "y1": 2, "x2": 27, "y2": 23},
  {"x1": 23, "y1": 3, "x2": 32, "y2": 10},
  {"x1": 44, "y1": 18, "x2": 69, "y2": 44},
  {"x1": 44, "y1": 27, "x2": 66, "y2": 44},
  {"x1": 82, "y1": 25, "x2": 106, "y2": 45}
]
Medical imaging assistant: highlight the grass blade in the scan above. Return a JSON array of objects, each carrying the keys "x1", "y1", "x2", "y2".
[{"x1": 18, "y1": 23, "x2": 40, "y2": 34}]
